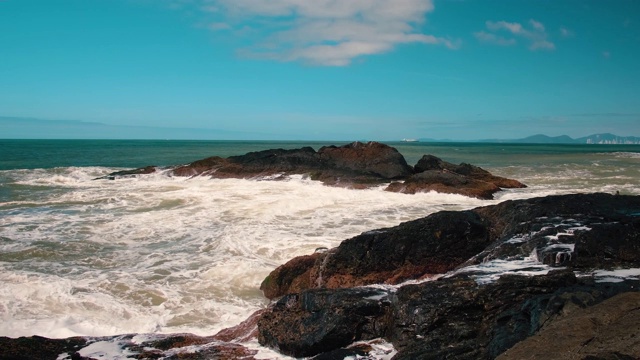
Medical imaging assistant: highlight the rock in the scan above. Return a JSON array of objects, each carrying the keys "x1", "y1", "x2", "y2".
[
  {"x1": 262, "y1": 194, "x2": 640, "y2": 300},
  {"x1": 0, "y1": 335, "x2": 87, "y2": 360},
  {"x1": 257, "y1": 193, "x2": 640, "y2": 358},
  {"x1": 386, "y1": 155, "x2": 526, "y2": 199},
  {"x1": 213, "y1": 309, "x2": 265, "y2": 343},
  {"x1": 98, "y1": 142, "x2": 524, "y2": 198},
  {"x1": 258, "y1": 270, "x2": 640, "y2": 359},
  {"x1": 94, "y1": 165, "x2": 157, "y2": 180},
  {"x1": 257, "y1": 287, "x2": 392, "y2": 358},
  {"x1": 497, "y1": 292, "x2": 640, "y2": 360},
  {"x1": 385, "y1": 170, "x2": 502, "y2": 199},
  {"x1": 260, "y1": 210, "x2": 493, "y2": 299},
  {"x1": 317, "y1": 141, "x2": 413, "y2": 180},
  {"x1": 0, "y1": 333, "x2": 258, "y2": 360}
]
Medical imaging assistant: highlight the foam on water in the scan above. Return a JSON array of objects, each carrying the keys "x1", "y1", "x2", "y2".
[
  {"x1": 0, "y1": 167, "x2": 489, "y2": 338},
  {"x1": 1, "y1": 159, "x2": 638, "y2": 352}
]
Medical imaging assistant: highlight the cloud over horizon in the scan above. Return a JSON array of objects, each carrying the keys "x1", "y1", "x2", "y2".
[{"x1": 197, "y1": 0, "x2": 457, "y2": 66}]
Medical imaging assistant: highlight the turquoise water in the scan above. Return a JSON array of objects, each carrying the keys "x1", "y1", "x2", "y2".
[{"x1": 2, "y1": 139, "x2": 639, "y2": 170}]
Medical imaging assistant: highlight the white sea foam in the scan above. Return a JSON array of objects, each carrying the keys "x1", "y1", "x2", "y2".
[
  {"x1": 588, "y1": 268, "x2": 640, "y2": 283},
  {"x1": 2, "y1": 162, "x2": 639, "y2": 359},
  {"x1": 447, "y1": 249, "x2": 554, "y2": 285},
  {"x1": 0, "y1": 167, "x2": 488, "y2": 339}
]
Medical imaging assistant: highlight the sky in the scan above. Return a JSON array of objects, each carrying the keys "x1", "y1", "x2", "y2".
[{"x1": 1, "y1": 0, "x2": 639, "y2": 141}]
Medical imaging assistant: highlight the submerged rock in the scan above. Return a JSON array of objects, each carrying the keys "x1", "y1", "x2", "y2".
[{"x1": 98, "y1": 141, "x2": 524, "y2": 199}]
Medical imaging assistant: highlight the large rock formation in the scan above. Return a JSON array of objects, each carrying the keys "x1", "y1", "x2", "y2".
[
  {"x1": 261, "y1": 193, "x2": 640, "y2": 299},
  {"x1": 256, "y1": 193, "x2": 640, "y2": 358},
  {"x1": 98, "y1": 142, "x2": 525, "y2": 199},
  {"x1": 258, "y1": 270, "x2": 640, "y2": 359}
]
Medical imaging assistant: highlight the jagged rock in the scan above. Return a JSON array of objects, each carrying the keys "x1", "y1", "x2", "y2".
[
  {"x1": 257, "y1": 194, "x2": 640, "y2": 358},
  {"x1": 385, "y1": 170, "x2": 503, "y2": 199},
  {"x1": 262, "y1": 194, "x2": 640, "y2": 300},
  {"x1": 386, "y1": 154, "x2": 526, "y2": 199},
  {"x1": 258, "y1": 270, "x2": 640, "y2": 359},
  {"x1": 0, "y1": 335, "x2": 87, "y2": 360},
  {"x1": 317, "y1": 141, "x2": 413, "y2": 179},
  {"x1": 257, "y1": 287, "x2": 392, "y2": 358},
  {"x1": 98, "y1": 142, "x2": 524, "y2": 198},
  {"x1": 260, "y1": 210, "x2": 493, "y2": 299},
  {"x1": 0, "y1": 333, "x2": 258, "y2": 360}
]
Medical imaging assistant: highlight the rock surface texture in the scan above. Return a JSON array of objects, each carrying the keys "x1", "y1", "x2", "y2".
[
  {"x1": 2, "y1": 193, "x2": 639, "y2": 360},
  {"x1": 257, "y1": 193, "x2": 640, "y2": 358},
  {"x1": 98, "y1": 142, "x2": 526, "y2": 199}
]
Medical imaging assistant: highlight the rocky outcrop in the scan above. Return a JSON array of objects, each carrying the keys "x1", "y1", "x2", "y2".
[
  {"x1": 256, "y1": 193, "x2": 640, "y2": 358},
  {"x1": 258, "y1": 269, "x2": 640, "y2": 359},
  {"x1": 261, "y1": 210, "x2": 494, "y2": 299},
  {"x1": 98, "y1": 142, "x2": 525, "y2": 199},
  {"x1": 385, "y1": 154, "x2": 525, "y2": 197},
  {"x1": 261, "y1": 193, "x2": 640, "y2": 299}
]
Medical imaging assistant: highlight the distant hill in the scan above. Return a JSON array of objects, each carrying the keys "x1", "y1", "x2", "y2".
[{"x1": 512, "y1": 134, "x2": 576, "y2": 144}]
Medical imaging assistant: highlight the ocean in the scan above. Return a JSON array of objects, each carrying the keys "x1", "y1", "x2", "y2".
[{"x1": 0, "y1": 140, "x2": 639, "y2": 350}]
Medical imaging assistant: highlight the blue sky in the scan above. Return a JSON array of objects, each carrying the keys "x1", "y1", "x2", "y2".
[{"x1": 1, "y1": 0, "x2": 639, "y2": 140}]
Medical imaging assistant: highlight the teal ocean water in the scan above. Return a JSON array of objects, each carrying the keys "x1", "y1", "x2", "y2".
[
  {"x1": 0, "y1": 139, "x2": 639, "y2": 355},
  {"x1": 2, "y1": 139, "x2": 640, "y2": 171}
]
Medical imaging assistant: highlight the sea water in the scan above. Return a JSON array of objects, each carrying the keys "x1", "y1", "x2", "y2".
[{"x1": 0, "y1": 140, "x2": 639, "y2": 339}]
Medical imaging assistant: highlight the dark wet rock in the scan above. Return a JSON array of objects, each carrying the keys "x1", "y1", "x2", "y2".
[
  {"x1": 469, "y1": 193, "x2": 640, "y2": 271},
  {"x1": 172, "y1": 142, "x2": 411, "y2": 186},
  {"x1": 99, "y1": 142, "x2": 523, "y2": 197},
  {"x1": 385, "y1": 170, "x2": 503, "y2": 199},
  {"x1": 257, "y1": 193, "x2": 640, "y2": 358},
  {"x1": 261, "y1": 210, "x2": 493, "y2": 299},
  {"x1": 0, "y1": 333, "x2": 258, "y2": 360},
  {"x1": 257, "y1": 287, "x2": 392, "y2": 358},
  {"x1": 386, "y1": 154, "x2": 526, "y2": 199},
  {"x1": 94, "y1": 165, "x2": 157, "y2": 180},
  {"x1": 390, "y1": 273, "x2": 639, "y2": 360},
  {"x1": 258, "y1": 270, "x2": 640, "y2": 359},
  {"x1": 262, "y1": 193, "x2": 640, "y2": 300},
  {"x1": 0, "y1": 335, "x2": 87, "y2": 360}
]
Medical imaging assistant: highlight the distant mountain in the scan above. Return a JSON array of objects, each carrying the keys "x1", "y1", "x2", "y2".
[
  {"x1": 477, "y1": 133, "x2": 640, "y2": 144},
  {"x1": 576, "y1": 133, "x2": 640, "y2": 145},
  {"x1": 512, "y1": 134, "x2": 576, "y2": 144}
]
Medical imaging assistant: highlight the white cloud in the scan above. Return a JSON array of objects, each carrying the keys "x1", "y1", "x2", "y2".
[
  {"x1": 191, "y1": 0, "x2": 456, "y2": 65},
  {"x1": 486, "y1": 21, "x2": 524, "y2": 35},
  {"x1": 560, "y1": 27, "x2": 574, "y2": 38},
  {"x1": 529, "y1": 19, "x2": 545, "y2": 32},
  {"x1": 478, "y1": 19, "x2": 555, "y2": 51},
  {"x1": 474, "y1": 31, "x2": 517, "y2": 46}
]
